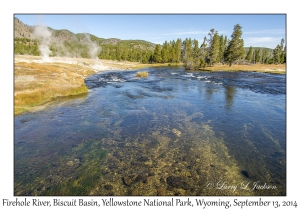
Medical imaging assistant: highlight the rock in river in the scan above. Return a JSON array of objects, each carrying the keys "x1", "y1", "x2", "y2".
[
  {"x1": 166, "y1": 176, "x2": 190, "y2": 190},
  {"x1": 122, "y1": 174, "x2": 147, "y2": 186}
]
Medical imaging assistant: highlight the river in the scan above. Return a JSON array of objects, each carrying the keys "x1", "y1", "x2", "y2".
[{"x1": 14, "y1": 66, "x2": 286, "y2": 196}]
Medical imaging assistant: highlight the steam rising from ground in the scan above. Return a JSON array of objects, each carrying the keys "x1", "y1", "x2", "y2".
[
  {"x1": 34, "y1": 25, "x2": 52, "y2": 62},
  {"x1": 84, "y1": 34, "x2": 100, "y2": 59},
  {"x1": 83, "y1": 34, "x2": 105, "y2": 71},
  {"x1": 32, "y1": 24, "x2": 107, "y2": 71}
]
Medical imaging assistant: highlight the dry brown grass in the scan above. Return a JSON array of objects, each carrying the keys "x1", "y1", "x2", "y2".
[
  {"x1": 14, "y1": 61, "x2": 95, "y2": 115},
  {"x1": 14, "y1": 55, "x2": 182, "y2": 71},
  {"x1": 200, "y1": 63, "x2": 286, "y2": 74},
  {"x1": 99, "y1": 60, "x2": 182, "y2": 70}
]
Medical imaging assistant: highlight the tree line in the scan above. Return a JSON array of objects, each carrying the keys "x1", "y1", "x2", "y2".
[
  {"x1": 179, "y1": 24, "x2": 286, "y2": 69},
  {"x1": 14, "y1": 37, "x2": 40, "y2": 56},
  {"x1": 14, "y1": 24, "x2": 286, "y2": 68}
]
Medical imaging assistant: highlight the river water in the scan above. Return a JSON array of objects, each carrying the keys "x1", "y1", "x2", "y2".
[{"x1": 14, "y1": 67, "x2": 286, "y2": 196}]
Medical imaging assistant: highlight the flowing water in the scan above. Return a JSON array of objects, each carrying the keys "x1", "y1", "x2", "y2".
[{"x1": 14, "y1": 67, "x2": 286, "y2": 196}]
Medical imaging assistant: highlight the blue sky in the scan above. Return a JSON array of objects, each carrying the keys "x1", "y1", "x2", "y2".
[{"x1": 15, "y1": 14, "x2": 286, "y2": 48}]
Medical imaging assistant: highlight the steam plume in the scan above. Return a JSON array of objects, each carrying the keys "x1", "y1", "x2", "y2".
[
  {"x1": 83, "y1": 33, "x2": 104, "y2": 70},
  {"x1": 84, "y1": 33, "x2": 100, "y2": 59},
  {"x1": 30, "y1": 19, "x2": 107, "y2": 71},
  {"x1": 34, "y1": 24, "x2": 52, "y2": 62}
]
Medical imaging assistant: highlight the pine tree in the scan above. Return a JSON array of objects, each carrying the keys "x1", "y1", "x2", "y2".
[
  {"x1": 207, "y1": 29, "x2": 215, "y2": 65},
  {"x1": 254, "y1": 49, "x2": 261, "y2": 64},
  {"x1": 218, "y1": 35, "x2": 225, "y2": 64},
  {"x1": 224, "y1": 24, "x2": 244, "y2": 66},
  {"x1": 273, "y1": 41, "x2": 282, "y2": 64},
  {"x1": 169, "y1": 40, "x2": 176, "y2": 63},
  {"x1": 199, "y1": 36, "x2": 208, "y2": 68},
  {"x1": 224, "y1": 36, "x2": 228, "y2": 47},
  {"x1": 281, "y1": 45, "x2": 286, "y2": 64},
  {"x1": 116, "y1": 43, "x2": 121, "y2": 61},
  {"x1": 153, "y1": 44, "x2": 162, "y2": 63},
  {"x1": 175, "y1": 38, "x2": 182, "y2": 63},
  {"x1": 208, "y1": 29, "x2": 215, "y2": 48},
  {"x1": 122, "y1": 48, "x2": 128, "y2": 61},
  {"x1": 261, "y1": 48, "x2": 268, "y2": 64},
  {"x1": 280, "y1": 39, "x2": 286, "y2": 64},
  {"x1": 192, "y1": 39, "x2": 200, "y2": 69},
  {"x1": 170, "y1": 46, "x2": 176, "y2": 63},
  {"x1": 245, "y1": 46, "x2": 253, "y2": 63},
  {"x1": 183, "y1": 38, "x2": 193, "y2": 70},
  {"x1": 209, "y1": 32, "x2": 220, "y2": 66},
  {"x1": 161, "y1": 41, "x2": 170, "y2": 63}
]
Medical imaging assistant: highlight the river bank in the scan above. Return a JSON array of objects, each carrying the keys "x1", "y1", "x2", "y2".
[
  {"x1": 14, "y1": 55, "x2": 286, "y2": 115},
  {"x1": 199, "y1": 63, "x2": 286, "y2": 74}
]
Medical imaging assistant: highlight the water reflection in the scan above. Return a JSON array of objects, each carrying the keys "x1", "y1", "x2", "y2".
[
  {"x1": 224, "y1": 86, "x2": 236, "y2": 109},
  {"x1": 205, "y1": 88, "x2": 214, "y2": 102}
]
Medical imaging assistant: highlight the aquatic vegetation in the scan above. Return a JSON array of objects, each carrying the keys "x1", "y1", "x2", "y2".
[
  {"x1": 43, "y1": 140, "x2": 107, "y2": 196},
  {"x1": 14, "y1": 139, "x2": 107, "y2": 196},
  {"x1": 136, "y1": 71, "x2": 149, "y2": 77}
]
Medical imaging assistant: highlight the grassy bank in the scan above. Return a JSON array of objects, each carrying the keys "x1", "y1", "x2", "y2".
[
  {"x1": 14, "y1": 61, "x2": 95, "y2": 115},
  {"x1": 94, "y1": 58, "x2": 182, "y2": 70},
  {"x1": 199, "y1": 63, "x2": 286, "y2": 74},
  {"x1": 131, "y1": 62, "x2": 286, "y2": 74}
]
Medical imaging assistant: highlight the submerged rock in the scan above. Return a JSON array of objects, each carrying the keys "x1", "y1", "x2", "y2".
[
  {"x1": 104, "y1": 184, "x2": 113, "y2": 190},
  {"x1": 137, "y1": 156, "x2": 150, "y2": 162},
  {"x1": 122, "y1": 174, "x2": 147, "y2": 186},
  {"x1": 66, "y1": 158, "x2": 80, "y2": 168},
  {"x1": 241, "y1": 170, "x2": 250, "y2": 178},
  {"x1": 172, "y1": 128, "x2": 182, "y2": 137},
  {"x1": 148, "y1": 171, "x2": 155, "y2": 177},
  {"x1": 166, "y1": 176, "x2": 190, "y2": 190}
]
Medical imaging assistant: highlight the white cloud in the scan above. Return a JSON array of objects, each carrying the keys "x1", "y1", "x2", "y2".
[
  {"x1": 244, "y1": 29, "x2": 285, "y2": 35},
  {"x1": 163, "y1": 30, "x2": 208, "y2": 35},
  {"x1": 244, "y1": 37, "x2": 283, "y2": 48},
  {"x1": 162, "y1": 29, "x2": 229, "y2": 37}
]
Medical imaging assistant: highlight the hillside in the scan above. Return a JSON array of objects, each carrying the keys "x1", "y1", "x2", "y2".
[
  {"x1": 244, "y1": 47, "x2": 273, "y2": 53},
  {"x1": 14, "y1": 18, "x2": 36, "y2": 39},
  {"x1": 14, "y1": 17, "x2": 156, "y2": 63}
]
